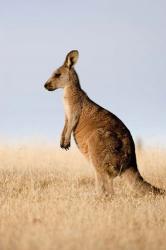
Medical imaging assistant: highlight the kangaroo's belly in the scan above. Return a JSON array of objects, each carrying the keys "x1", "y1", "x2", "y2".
[
  {"x1": 73, "y1": 126, "x2": 93, "y2": 160},
  {"x1": 73, "y1": 134, "x2": 89, "y2": 160},
  {"x1": 73, "y1": 117, "x2": 112, "y2": 160}
]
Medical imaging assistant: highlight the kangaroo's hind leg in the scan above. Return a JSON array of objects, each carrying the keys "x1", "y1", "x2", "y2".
[
  {"x1": 87, "y1": 130, "x2": 119, "y2": 196},
  {"x1": 93, "y1": 166, "x2": 114, "y2": 196}
]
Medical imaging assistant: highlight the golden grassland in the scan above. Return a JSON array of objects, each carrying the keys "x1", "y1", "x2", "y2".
[{"x1": 0, "y1": 144, "x2": 166, "y2": 250}]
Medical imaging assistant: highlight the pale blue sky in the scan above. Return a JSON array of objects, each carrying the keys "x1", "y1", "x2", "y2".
[{"x1": 0, "y1": 0, "x2": 166, "y2": 145}]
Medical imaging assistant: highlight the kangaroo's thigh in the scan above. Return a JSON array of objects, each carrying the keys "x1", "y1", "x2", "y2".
[
  {"x1": 87, "y1": 130, "x2": 119, "y2": 177},
  {"x1": 87, "y1": 131, "x2": 116, "y2": 195}
]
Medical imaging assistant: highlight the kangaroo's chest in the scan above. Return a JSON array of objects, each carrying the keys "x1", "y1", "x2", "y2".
[{"x1": 63, "y1": 98, "x2": 71, "y2": 120}]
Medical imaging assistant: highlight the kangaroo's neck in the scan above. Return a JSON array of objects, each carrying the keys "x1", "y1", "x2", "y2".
[
  {"x1": 69, "y1": 68, "x2": 81, "y2": 89},
  {"x1": 63, "y1": 69, "x2": 84, "y2": 99},
  {"x1": 63, "y1": 70, "x2": 85, "y2": 120}
]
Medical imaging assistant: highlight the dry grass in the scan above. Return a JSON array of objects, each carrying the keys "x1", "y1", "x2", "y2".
[{"x1": 0, "y1": 144, "x2": 166, "y2": 250}]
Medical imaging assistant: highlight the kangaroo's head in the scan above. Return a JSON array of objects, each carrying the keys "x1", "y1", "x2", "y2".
[{"x1": 44, "y1": 50, "x2": 79, "y2": 91}]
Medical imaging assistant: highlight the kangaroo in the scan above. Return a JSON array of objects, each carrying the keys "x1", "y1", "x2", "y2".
[{"x1": 44, "y1": 50, "x2": 160, "y2": 196}]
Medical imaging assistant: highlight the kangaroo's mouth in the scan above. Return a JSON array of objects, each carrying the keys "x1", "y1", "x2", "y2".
[{"x1": 45, "y1": 87, "x2": 56, "y2": 91}]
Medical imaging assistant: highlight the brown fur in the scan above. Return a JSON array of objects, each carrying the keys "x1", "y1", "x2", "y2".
[{"x1": 44, "y1": 50, "x2": 161, "y2": 196}]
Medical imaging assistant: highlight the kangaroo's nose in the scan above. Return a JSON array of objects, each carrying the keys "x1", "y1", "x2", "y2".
[{"x1": 44, "y1": 82, "x2": 49, "y2": 89}]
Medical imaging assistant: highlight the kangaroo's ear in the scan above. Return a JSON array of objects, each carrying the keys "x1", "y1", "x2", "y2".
[{"x1": 64, "y1": 50, "x2": 79, "y2": 68}]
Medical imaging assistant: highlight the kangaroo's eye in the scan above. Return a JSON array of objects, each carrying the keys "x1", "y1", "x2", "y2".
[{"x1": 55, "y1": 73, "x2": 61, "y2": 78}]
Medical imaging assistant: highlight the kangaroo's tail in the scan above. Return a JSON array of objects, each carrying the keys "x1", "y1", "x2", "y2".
[{"x1": 121, "y1": 167, "x2": 165, "y2": 195}]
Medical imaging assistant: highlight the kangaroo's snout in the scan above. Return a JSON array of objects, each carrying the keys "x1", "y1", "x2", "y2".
[{"x1": 44, "y1": 81, "x2": 56, "y2": 91}]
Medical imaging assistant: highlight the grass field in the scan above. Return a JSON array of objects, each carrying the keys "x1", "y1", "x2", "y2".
[{"x1": 0, "y1": 144, "x2": 166, "y2": 250}]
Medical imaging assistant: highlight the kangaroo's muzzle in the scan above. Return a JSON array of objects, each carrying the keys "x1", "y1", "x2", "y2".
[{"x1": 44, "y1": 81, "x2": 56, "y2": 91}]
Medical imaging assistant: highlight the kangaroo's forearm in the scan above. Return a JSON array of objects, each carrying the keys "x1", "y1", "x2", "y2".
[
  {"x1": 65, "y1": 114, "x2": 79, "y2": 140},
  {"x1": 61, "y1": 117, "x2": 68, "y2": 138},
  {"x1": 60, "y1": 113, "x2": 79, "y2": 149}
]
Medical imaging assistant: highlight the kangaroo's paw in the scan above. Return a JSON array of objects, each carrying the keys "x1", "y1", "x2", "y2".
[{"x1": 60, "y1": 139, "x2": 71, "y2": 150}]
